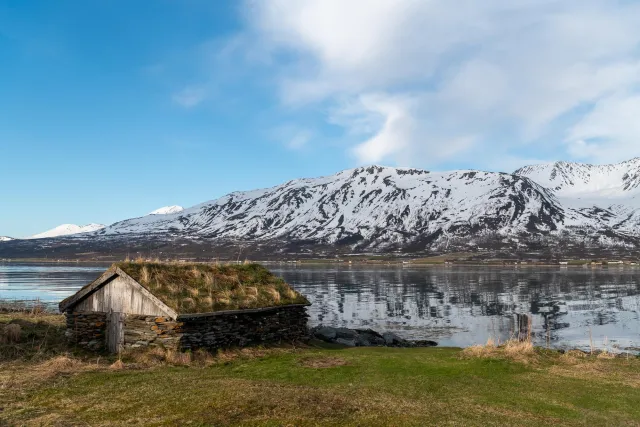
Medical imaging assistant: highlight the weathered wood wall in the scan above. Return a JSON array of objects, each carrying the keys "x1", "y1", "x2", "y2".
[{"x1": 73, "y1": 276, "x2": 169, "y2": 316}]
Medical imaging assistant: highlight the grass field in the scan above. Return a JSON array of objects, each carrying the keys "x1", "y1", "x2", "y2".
[{"x1": 2, "y1": 312, "x2": 640, "y2": 426}]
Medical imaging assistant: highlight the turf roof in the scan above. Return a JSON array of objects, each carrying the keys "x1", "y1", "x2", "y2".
[{"x1": 114, "y1": 262, "x2": 309, "y2": 314}]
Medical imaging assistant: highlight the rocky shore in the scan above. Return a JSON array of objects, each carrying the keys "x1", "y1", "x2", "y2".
[{"x1": 310, "y1": 325, "x2": 437, "y2": 348}]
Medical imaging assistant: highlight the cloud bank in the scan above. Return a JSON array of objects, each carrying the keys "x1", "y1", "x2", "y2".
[{"x1": 235, "y1": 1, "x2": 640, "y2": 168}]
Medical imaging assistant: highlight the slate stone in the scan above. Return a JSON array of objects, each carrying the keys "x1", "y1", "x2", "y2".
[
  {"x1": 355, "y1": 328, "x2": 384, "y2": 339},
  {"x1": 313, "y1": 326, "x2": 337, "y2": 341},
  {"x1": 335, "y1": 327, "x2": 359, "y2": 340},
  {"x1": 382, "y1": 332, "x2": 406, "y2": 346},
  {"x1": 355, "y1": 334, "x2": 372, "y2": 347},
  {"x1": 310, "y1": 325, "x2": 436, "y2": 348}
]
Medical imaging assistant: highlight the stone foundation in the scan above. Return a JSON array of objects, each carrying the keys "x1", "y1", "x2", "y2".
[
  {"x1": 64, "y1": 311, "x2": 107, "y2": 351},
  {"x1": 178, "y1": 305, "x2": 309, "y2": 351},
  {"x1": 65, "y1": 304, "x2": 309, "y2": 353},
  {"x1": 121, "y1": 315, "x2": 182, "y2": 350}
]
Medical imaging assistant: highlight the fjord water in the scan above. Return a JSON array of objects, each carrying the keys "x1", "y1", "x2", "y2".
[
  {"x1": 0, "y1": 263, "x2": 107, "y2": 307},
  {"x1": 1, "y1": 262, "x2": 638, "y2": 352},
  {"x1": 271, "y1": 265, "x2": 640, "y2": 353}
]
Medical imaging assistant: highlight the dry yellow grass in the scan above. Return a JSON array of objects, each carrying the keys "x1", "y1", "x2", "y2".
[
  {"x1": 109, "y1": 359, "x2": 125, "y2": 370},
  {"x1": 1, "y1": 323, "x2": 22, "y2": 343},
  {"x1": 463, "y1": 338, "x2": 536, "y2": 363}
]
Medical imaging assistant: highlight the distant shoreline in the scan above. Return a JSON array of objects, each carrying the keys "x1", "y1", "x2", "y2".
[{"x1": 1, "y1": 257, "x2": 638, "y2": 268}]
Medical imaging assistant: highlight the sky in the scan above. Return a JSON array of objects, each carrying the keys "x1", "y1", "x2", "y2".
[{"x1": 2, "y1": 0, "x2": 640, "y2": 237}]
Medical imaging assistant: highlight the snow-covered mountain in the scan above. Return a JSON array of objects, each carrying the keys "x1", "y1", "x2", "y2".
[
  {"x1": 0, "y1": 236, "x2": 14, "y2": 242},
  {"x1": 97, "y1": 166, "x2": 565, "y2": 249},
  {"x1": 7, "y1": 159, "x2": 640, "y2": 256},
  {"x1": 515, "y1": 158, "x2": 640, "y2": 238},
  {"x1": 148, "y1": 205, "x2": 184, "y2": 215},
  {"x1": 28, "y1": 223, "x2": 106, "y2": 239},
  {"x1": 515, "y1": 158, "x2": 640, "y2": 199}
]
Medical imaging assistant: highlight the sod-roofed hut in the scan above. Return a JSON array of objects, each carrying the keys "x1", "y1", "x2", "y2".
[{"x1": 59, "y1": 262, "x2": 310, "y2": 353}]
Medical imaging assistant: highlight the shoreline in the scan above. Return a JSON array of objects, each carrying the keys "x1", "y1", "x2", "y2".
[{"x1": 1, "y1": 257, "x2": 639, "y2": 268}]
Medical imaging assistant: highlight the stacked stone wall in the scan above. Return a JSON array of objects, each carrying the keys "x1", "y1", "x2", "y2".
[
  {"x1": 121, "y1": 315, "x2": 182, "y2": 350},
  {"x1": 64, "y1": 311, "x2": 107, "y2": 351},
  {"x1": 179, "y1": 305, "x2": 309, "y2": 351},
  {"x1": 65, "y1": 305, "x2": 309, "y2": 353}
]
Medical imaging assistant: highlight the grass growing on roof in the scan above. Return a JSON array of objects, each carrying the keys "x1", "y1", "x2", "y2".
[{"x1": 113, "y1": 262, "x2": 309, "y2": 314}]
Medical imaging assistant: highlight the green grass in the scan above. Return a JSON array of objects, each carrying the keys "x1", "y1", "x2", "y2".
[{"x1": 3, "y1": 345, "x2": 640, "y2": 426}]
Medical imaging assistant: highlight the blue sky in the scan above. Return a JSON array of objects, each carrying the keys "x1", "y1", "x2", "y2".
[{"x1": 2, "y1": 0, "x2": 640, "y2": 237}]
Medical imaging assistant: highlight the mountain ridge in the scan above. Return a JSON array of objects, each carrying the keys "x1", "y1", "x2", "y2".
[
  {"x1": 4, "y1": 159, "x2": 640, "y2": 257},
  {"x1": 27, "y1": 223, "x2": 106, "y2": 240}
]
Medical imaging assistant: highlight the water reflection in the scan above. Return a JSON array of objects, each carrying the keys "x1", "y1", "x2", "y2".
[
  {"x1": 1, "y1": 262, "x2": 638, "y2": 352},
  {"x1": 272, "y1": 265, "x2": 640, "y2": 353},
  {"x1": 0, "y1": 263, "x2": 106, "y2": 304}
]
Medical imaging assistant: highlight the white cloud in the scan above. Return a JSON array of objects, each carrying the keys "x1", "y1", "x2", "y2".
[
  {"x1": 172, "y1": 85, "x2": 208, "y2": 108},
  {"x1": 567, "y1": 94, "x2": 640, "y2": 162},
  {"x1": 271, "y1": 125, "x2": 314, "y2": 150},
  {"x1": 237, "y1": 0, "x2": 640, "y2": 167}
]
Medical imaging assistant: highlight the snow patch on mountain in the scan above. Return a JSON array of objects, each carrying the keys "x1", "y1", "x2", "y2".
[
  {"x1": 148, "y1": 205, "x2": 184, "y2": 215},
  {"x1": 28, "y1": 224, "x2": 106, "y2": 239}
]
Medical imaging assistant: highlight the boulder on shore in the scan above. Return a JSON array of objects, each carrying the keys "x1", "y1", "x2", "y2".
[{"x1": 309, "y1": 326, "x2": 437, "y2": 348}]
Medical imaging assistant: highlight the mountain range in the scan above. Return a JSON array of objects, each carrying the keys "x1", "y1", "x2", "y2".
[
  {"x1": 27, "y1": 224, "x2": 106, "y2": 240},
  {"x1": 3, "y1": 158, "x2": 640, "y2": 258},
  {"x1": 18, "y1": 206, "x2": 185, "y2": 240}
]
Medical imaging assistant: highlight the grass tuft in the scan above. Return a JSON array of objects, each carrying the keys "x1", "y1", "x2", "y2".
[
  {"x1": 1, "y1": 323, "x2": 22, "y2": 344},
  {"x1": 462, "y1": 338, "x2": 536, "y2": 363}
]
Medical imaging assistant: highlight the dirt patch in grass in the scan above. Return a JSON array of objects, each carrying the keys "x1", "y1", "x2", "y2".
[{"x1": 300, "y1": 356, "x2": 349, "y2": 368}]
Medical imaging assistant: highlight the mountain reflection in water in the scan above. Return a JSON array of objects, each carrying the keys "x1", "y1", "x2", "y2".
[
  {"x1": 272, "y1": 265, "x2": 640, "y2": 353},
  {"x1": 1, "y1": 263, "x2": 638, "y2": 353}
]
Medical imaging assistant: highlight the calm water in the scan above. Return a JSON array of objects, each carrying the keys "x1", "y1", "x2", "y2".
[{"x1": 1, "y1": 262, "x2": 639, "y2": 352}]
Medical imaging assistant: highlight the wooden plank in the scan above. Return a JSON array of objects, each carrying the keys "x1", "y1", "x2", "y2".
[{"x1": 106, "y1": 311, "x2": 124, "y2": 354}]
